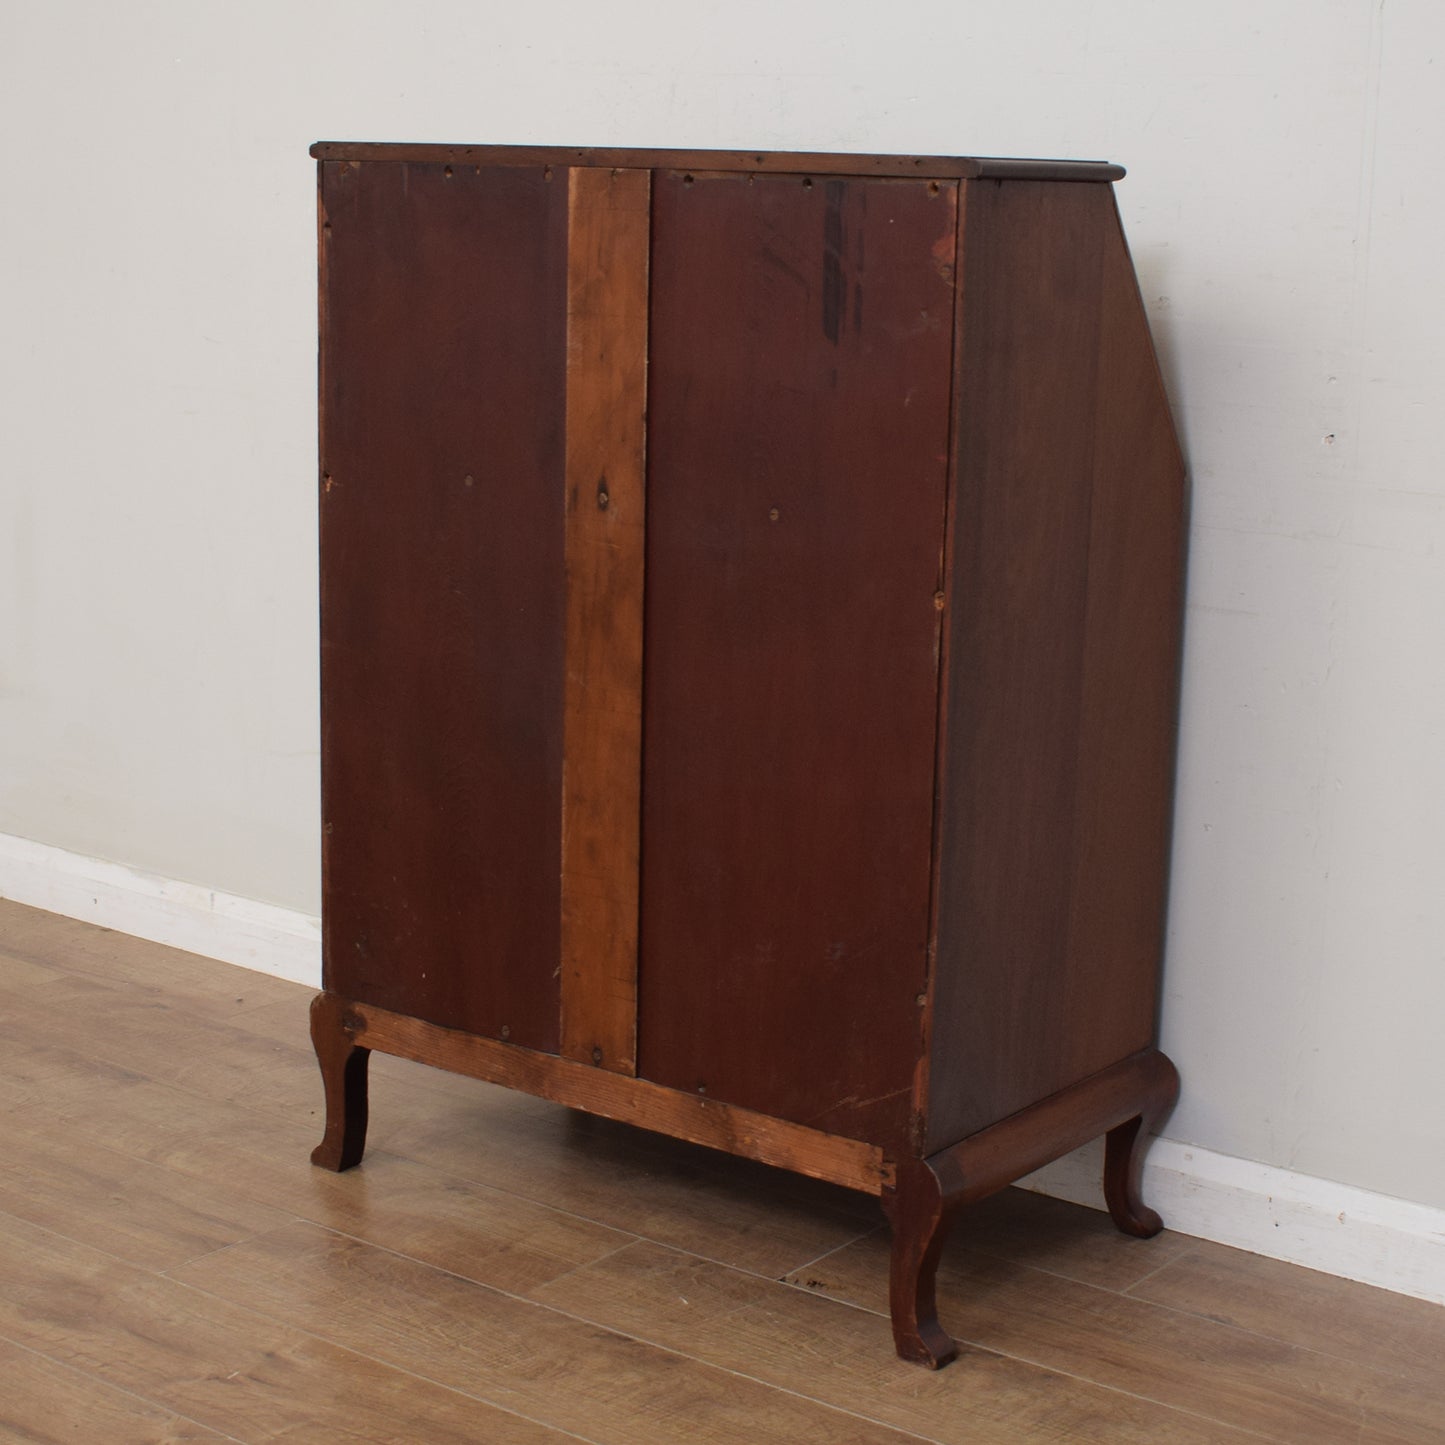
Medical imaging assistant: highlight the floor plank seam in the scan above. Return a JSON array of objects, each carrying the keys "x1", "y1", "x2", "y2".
[
  {"x1": 904, "y1": 1239, "x2": 1445, "y2": 1403},
  {"x1": 503, "y1": 1300, "x2": 955, "y2": 1445},
  {"x1": 947, "y1": 1340, "x2": 1288, "y2": 1444},
  {"x1": 1, "y1": 1022, "x2": 331, "y2": 1133},
  {"x1": 512, "y1": 1258, "x2": 1297, "y2": 1445},
  {"x1": 783, "y1": 1224, "x2": 890, "y2": 1286},
  {"x1": 96, "y1": 1264, "x2": 613, "y2": 1445},
  {"x1": 776, "y1": 1271, "x2": 897, "y2": 1322},
  {"x1": 0, "y1": 1327, "x2": 252, "y2": 1445},
  {"x1": 179, "y1": 1220, "x2": 945, "y2": 1445},
  {"x1": 505, "y1": 1237, "x2": 648, "y2": 1295},
  {"x1": 1117, "y1": 1239, "x2": 1202, "y2": 1296},
  {"x1": 0, "y1": 1203, "x2": 223, "y2": 1281},
  {"x1": 478, "y1": 1261, "x2": 1283, "y2": 1445},
  {"x1": 1069, "y1": 1271, "x2": 1442, "y2": 1389},
  {"x1": 8, "y1": 911, "x2": 1443, "y2": 1444},
  {"x1": 952, "y1": 1237, "x2": 1205, "y2": 1299},
  {"x1": 0, "y1": 1199, "x2": 576, "y2": 1439},
  {"x1": 274, "y1": 1143, "x2": 652, "y2": 1260},
  {"x1": 370, "y1": 1148, "x2": 883, "y2": 1285}
]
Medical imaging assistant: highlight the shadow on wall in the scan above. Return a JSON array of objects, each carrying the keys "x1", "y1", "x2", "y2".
[{"x1": 1131, "y1": 250, "x2": 1189, "y2": 463}]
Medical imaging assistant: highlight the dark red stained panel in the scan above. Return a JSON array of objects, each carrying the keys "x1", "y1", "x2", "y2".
[
  {"x1": 638, "y1": 170, "x2": 957, "y2": 1152},
  {"x1": 319, "y1": 159, "x2": 568, "y2": 1050},
  {"x1": 924, "y1": 181, "x2": 1186, "y2": 1150},
  {"x1": 1056, "y1": 199, "x2": 1188, "y2": 1084}
]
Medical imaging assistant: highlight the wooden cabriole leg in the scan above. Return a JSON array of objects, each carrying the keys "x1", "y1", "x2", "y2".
[
  {"x1": 310, "y1": 991, "x2": 370, "y2": 1171},
  {"x1": 1103, "y1": 1050, "x2": 1181, "y2": 1237},
  {"x1": 882, "y1": 1160, "x2": 963, "y2": 1369},
  {"x1": 883, "y1": 1048, "x2": 1180, "y2": 1368}
]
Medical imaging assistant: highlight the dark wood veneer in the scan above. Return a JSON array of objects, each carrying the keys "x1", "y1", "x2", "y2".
[
  {"x1": 311, "y1": 142, "x2": 1186, "y2": 1370},
  {"x1": 318, "y1": 159, "x2": 569, "y2": 1052},
  {"x1": 637, "y1": 170, "x2": 954, "y2": 1153}
]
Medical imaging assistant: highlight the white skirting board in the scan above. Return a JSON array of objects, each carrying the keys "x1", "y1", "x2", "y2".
[
  {"x1": 0, "y1": 831, "x2": 321, "y2": 988},
  {"x1": 1018, "y1": 1141, "x2": 1444, "y2": 1307},
  {"x1": 2, "y1": 830, "x2": 1441, "y2": 1307}
]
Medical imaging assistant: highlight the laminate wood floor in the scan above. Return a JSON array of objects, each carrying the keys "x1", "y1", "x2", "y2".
[{"x1": 1, "y1": 899, "x2": 1440, "y2": 1444}]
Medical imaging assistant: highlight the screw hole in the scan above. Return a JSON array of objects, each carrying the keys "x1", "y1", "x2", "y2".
[{"x1": 443, "y1": 165, "x2": 453, "y2": 178}]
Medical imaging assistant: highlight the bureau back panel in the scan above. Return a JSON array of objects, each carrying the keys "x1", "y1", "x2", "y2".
[
  {"x1": 318, "y1": 159, "x2": 569, "y2": 1049},
  {"x1": 638, "y1": 169, "x2": 957, "y2": 1151}
]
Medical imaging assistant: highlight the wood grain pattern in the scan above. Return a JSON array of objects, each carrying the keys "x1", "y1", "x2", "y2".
[
  {"x1": 0, "y1": 1340, "x2": 230, "y2": 1444},
  {"x1": 334, "y1": 993, "x2": 894, "y2": 1192},
  {"x1": 2, "y1": 905, "x2": 1440, "y2": 1443},
  {"x1": 171, "y1": 1220, "x2": 922, "y2": 1445},
  {"x1": 928, "y1": 1049, "x2": 1178, "y2": 1210},
  {"x1": 558, "y1": 166, "x2": 650, "y2": 1076},
  {"x1": 789, "y1": 1231, "x2": 1445, "y2": 1444},
  {"x1": 0, "y1": 1106, "x2": 290, "y2": 1273},
  {"x1": 532, "y1": 1240, "x2": 1264, "y2": 1445},
  {"x1": 0, "y1": 897, "x2": 299, "y2": 1022},
  {"x1": 638, "y1": 169, "x2": 956, "y2": 1152},
  {"x1": 1127, "y1": 1238, "x2": 1445, "y2": 1395},
  {"x1": 311, "y1": 142, "x2": 1126, "y2": 182},
  {"x1": 1059, "y1": 194, "x2": 1188, "y2": 1068},
  {"x1": 0, "y1": 1213, "x2": 575, "y2": 1445},
  {"x1": 915, "y1": 174, "x2": 970, "y2": 1144},
  {"x1": 0, "y1": 1020, "x2": 874, "y2": 1286},
  {"x1": 370, "y1": 1095, "x2": 881, "y2": 1281},
  {"x1": 926, "y1": 179, "x2": 1185, "y2": 1149},
  {"x1": 319, "y1": 157, "x2": 569, "y2": 1051},
  {"x1": 0, "y1": 969, "x2": 324, "y2": 1118}
]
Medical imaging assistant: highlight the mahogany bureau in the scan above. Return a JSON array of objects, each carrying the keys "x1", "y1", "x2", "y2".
[{"x1": 307, "y1": 141, "x2": 1186, "y2": 1367}]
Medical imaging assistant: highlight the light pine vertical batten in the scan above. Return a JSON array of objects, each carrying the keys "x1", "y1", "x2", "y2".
[{"x1": 559, "y1": 166, "x2": 651, "y2": 1075}]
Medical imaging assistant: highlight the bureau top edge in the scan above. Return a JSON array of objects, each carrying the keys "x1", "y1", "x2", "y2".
[{"x1": 309, "y1": 141, "x2": 1125, "y2": 182}]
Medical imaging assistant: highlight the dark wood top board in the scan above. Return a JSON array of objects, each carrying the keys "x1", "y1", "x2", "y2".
[{"x1": 311, "y1": 141, "x2": 1124, "y2": 183}]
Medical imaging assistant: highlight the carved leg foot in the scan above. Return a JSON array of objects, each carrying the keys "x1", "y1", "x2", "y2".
[
  {"x1": 310, "y1": 991, "x2": 370, "y2": 1171},
  {"x1": 882, "y1": 1160, "x2": 963, "y2": 1368},
  {"x1": 1103, "y1": 1049, "x2": 1180, "y2": 1238}
]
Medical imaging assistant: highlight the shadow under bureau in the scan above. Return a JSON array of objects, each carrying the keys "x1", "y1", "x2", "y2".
[{"x1": 307, "y1": 141, "x2": 1186, "y2": 1368}]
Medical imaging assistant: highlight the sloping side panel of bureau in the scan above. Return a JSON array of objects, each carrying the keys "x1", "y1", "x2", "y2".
[{"x1": 926, "y1": 179, "x2": 1187, "y2": 1150}]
